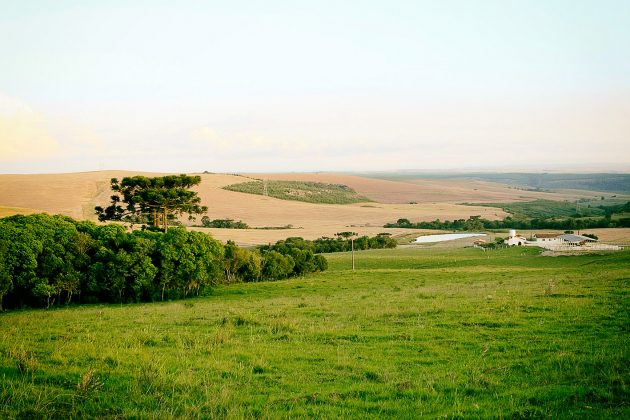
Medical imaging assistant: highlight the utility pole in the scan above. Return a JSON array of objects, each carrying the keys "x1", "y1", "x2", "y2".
[
  {"x1": 351, "y1": 237, "x2": 355, "y2": 271},
  {"x1": 335, "y1": 231, "x2": 358, "y2": 271}
]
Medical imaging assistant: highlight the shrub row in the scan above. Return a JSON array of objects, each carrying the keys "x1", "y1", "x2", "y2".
[
  {"x1": 201, "y1": 217, "x2": 249, "y2": 229},
  {"x1": 260, "y1": 234, "x2": 397, "y2": 255},
  {"x1": 386, "y1": 215, "x2": 630, "y2": 231}
]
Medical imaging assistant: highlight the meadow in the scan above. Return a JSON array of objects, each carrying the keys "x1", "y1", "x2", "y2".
[{"x1": 1, "y1": 246, "x2": 628, "y2": 418}]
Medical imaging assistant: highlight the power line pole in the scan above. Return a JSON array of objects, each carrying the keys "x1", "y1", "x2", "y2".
[{"x1": 351, "y1": 237, "x2": 355, "y2": 271}]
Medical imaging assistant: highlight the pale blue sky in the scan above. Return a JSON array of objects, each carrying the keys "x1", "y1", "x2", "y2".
[{"x1": 1, "y1": 0, "x2": 629, "y2": 173}]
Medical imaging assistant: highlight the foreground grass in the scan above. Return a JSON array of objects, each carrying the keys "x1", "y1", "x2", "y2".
[{"x1": 1, "y1": 247, "x2": 628, "y2": 417}]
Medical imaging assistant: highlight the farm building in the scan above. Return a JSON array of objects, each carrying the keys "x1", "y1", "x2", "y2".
[
  {"x1": 556, "y1": 234, "x2": 598, "y2": 247},
  {"x1": 506, "y1": 230, "x2": 621, "y2": 251},
  {"x1": 533, "y1": 233, "x2": 597, "y2": 248},
  {"x1": 505, "y1": 229, "x2": 528, "y2": 246},
  {"x1": 533, "y1": 233, "x2": 564, "y2": 246}
]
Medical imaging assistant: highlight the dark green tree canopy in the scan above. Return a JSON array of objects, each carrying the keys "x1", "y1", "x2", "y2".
[
  {"x1": 0, "y1": 214, "x2": 328, "y2": 310},
  {"x1": 335, "y1": 231, "x2": 358, "y2": 239},
  {"x1": 95, "y1": 174, "x2": 207, "y2": 230}
]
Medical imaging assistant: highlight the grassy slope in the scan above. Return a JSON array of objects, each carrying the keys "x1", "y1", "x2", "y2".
[
  {"x1": 470, "y1": 199, "x2": 606, "y2": 219},
  {"x1": 1, "y1": 247, "x2": 628, "y2": 417},
  {"x1": 223, "y1": 180, "x2": 371, "y2": 204},
  {"x1": 358, "y1": 172, "x2": 630, "y2": 193}
]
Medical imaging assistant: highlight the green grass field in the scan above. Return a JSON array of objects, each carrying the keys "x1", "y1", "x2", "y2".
[
  {"x1": 223, "y1": 180, "x2": 371, "y2": 204},
  {"x1": 1, "y1": 247, "x2": 628, "y2": 417}
]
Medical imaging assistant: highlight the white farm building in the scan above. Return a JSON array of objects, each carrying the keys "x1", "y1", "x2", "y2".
[
  {"x1": 505, "y1": 229, "x2": 527, "y2": 246},
  {"x1": 532, "y1": 233, "x2": 597, "y2": 249},
  {"x1": 505, "y1": 230, "x2": 621, "y2": 251}
]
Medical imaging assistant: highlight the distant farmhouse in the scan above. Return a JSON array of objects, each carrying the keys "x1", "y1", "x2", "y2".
[
  {"x1": 505, "y1": 230, "x2": 622, "y2": 251},
  {"x1": 505, "y1": 230, "x2": 527, "y2": 246},
  {"x1": 533, "y1": 233, "x2": 596, "y2": 247}
]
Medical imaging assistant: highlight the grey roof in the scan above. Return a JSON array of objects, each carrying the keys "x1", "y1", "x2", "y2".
[{"x1": 559, "y1": 234, "x2": 597, "y2": 242}]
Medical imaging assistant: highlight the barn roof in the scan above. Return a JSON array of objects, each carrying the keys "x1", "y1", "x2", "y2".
[
  {"x1": 559, "y1": 234, "x2": 597, "y2": 242},
  {"x1": 534, "y1": 233, "x2": 560, "y2": 238}
]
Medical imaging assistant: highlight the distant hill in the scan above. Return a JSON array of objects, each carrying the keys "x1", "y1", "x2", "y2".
[
  {"x1": 358, "y1": 172, "x2": 630, "y2": 193},
  {"x1": 0, "y1": 171, "x2": 511, "y2": 245},
  {"x1": 3, "y1": 170, "x2": 628, "y2": 245}
]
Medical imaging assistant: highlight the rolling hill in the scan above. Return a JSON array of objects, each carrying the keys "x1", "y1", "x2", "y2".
[{"x1": 1, "y1": 170, "x2": 626, "y2": 245}]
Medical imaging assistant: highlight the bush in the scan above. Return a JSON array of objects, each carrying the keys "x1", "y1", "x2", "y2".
[{"x1": 201, "y1": 217, "x2": 249, "y2": 229}]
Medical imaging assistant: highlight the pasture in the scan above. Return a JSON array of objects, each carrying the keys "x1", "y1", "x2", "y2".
[
  {"x1": 1, "y1": 246, "x2": 628, "y2": 417},
  {"x1": 223, "y1": 180, "x2": 371, "y2": 204}
]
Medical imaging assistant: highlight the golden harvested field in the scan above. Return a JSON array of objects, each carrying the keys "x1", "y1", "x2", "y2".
[
  {"x1": 181, "y1": 173, "x2": 507, "y2": 246},
  {"x1": 0, "y1": 171, "x2": 168, "y2": 220},
  {"x1": 251, "y1": 173, "x2": 600, "y2": 204},
  {"x1": 0, "y1": 206, "x2": 41, "y2": 218},
  {"x1": 1, "y1": 171, "x2": 628, "y2": 245}
]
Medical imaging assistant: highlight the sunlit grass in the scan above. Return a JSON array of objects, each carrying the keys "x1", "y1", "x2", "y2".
[{"x1": 1, "y1": 247, "x2": 628, "y2": 417}]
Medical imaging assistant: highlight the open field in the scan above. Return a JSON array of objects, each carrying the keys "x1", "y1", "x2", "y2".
[
  {"x1": 3, "y1": 171, "x2": 630, "y2": 245},
  {"x1": 254, "y1": 173, "x2": 616, "y2": 204},
  {"x1": 357, "y1": 172, "x2": 630, "y2": 194},
  {"x1": 0, "y1": 171, "x2": 507, "y2": 245},
  {"x1": 0, "y1": 171, "x2": 168, "y2": 220},
  {"x1": 1, "y1": 247, "x2": 628, "y2": 417},
  {"x1": 0, "y1": 206, "x2": 41, "y2": 218}
]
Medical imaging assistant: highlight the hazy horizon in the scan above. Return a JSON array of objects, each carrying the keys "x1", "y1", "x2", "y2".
[{"x1": 2, "y1": 1, "x2": 629, "y2": 174}]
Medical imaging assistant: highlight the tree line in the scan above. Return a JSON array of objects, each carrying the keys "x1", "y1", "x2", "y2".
[
  {"x1": 386, "y1": 212, "x2": 630, "y2": 231},
  {"x1": 259, "y1": 233, "x2": 397, "y2": 255},
  {"x1": 0, "y1": 214, "x2": 327, "y2": 310}
]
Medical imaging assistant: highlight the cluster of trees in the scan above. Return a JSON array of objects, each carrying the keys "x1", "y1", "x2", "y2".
[
  {"x1": 599, "y1": 201, "x2": 630, "y2": 217},
  {"x1": 0, "y1": 214, "x2": 327, "y2": 310},
  {"x1": 385, "y1": 217, "x2": 486, "y2": 231},
  {"x1": 386, "y1": 213, "x2": 630, "y2": 231},
  {"x1": 260, "y1": 233, "x2": 397, "y2": 256}
]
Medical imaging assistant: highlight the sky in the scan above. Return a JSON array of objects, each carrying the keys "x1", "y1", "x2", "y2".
[{"x1": 1, "y1": 0, "x2": 629, "y2": 174}]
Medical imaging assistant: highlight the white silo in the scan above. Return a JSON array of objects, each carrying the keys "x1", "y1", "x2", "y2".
[{"x1": 509, "y1": 229, "x2": 516, "y2": 238}]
